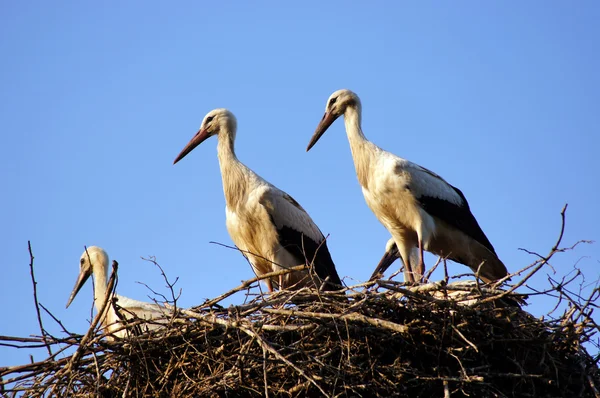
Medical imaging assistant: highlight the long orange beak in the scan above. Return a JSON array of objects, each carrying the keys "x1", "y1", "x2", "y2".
[
  {"x1": 306, "y1": 112, "x2": 338, "y2": 152},
  {"x1": 369, "y1": 245, "x2": 400, "y2": 282},
  {"x1": 173, "y1": 128, "x2": 211, "y2": 164}
]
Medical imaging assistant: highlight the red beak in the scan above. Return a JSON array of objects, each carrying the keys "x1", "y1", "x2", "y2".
[
  {"x1": 306, "y1": 112, "x2": 338, "y2": 152},
  {"x1": 173, "y1": 128, "x2": 211, "y2": 164}
]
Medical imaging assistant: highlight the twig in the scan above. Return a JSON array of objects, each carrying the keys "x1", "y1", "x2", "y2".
[
  {"x1": 141, "y1": 256, "x2": 181, "y2": 306},
  {"x1": 587, "y1": 374, "x2": 600, "y2": 398},
  {"x1": 424, "y1": 256, "x2": 443, "y2": 282},
  {"x1": 242, "y1": 324, "x2": 330, "y2": 398},
  {"x1": 194, "y1": 265, "x2": 308, "y2": 310},
  {"x1": 475, "y1": 204, "x2": 570, "y2": 307},
  {"x1": 262, "y1": 345, "x2": 269, "y2": 398},
  {"x1": 452, "y1": 325, "x2": 479, "y2": 353},
  {"x1": 27, "y1": 241, "x2": 52, "y2": 357},
  {"x1": 39, "y1": 303, "x2": 72, "y2": 337},
  {"x1": 262, "y1": 308, "x2": 408, "y2": 334}
]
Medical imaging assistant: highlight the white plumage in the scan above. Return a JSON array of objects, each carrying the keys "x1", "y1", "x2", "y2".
[
  {"x1": 174, "y1": 109, "x2": 342, "y2": 292},
  {"x1": 307, "y1": 89, "x2": 508, "y2": 284},
  {"x1": 66, "y1": 246, "x2": 171, "y2": 340}
]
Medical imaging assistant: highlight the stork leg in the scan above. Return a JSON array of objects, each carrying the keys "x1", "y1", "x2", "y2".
[
  {"x1": 416, "y1": 239, "x2": 425, "y2": 283},
  {"x1": 404, "y1": 259, "x2": 415, "y2": 284},
  {"x1": 401, "y1": 250, "x2": 415, "y2": 284},
  {"x1": 395, "y1": 237, "x2": 416, "y2": 284}
]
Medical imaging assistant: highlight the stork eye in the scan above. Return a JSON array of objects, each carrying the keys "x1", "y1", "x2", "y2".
[
  {"x1": 328, "y1": 97, "x2": 337, "y2": 107},
  {"x1": 206, "y1": 116, "x2": 214, "y2": 124},
  {"x1": 80, "y1": 258, "x2": 85, "y2": 265}
]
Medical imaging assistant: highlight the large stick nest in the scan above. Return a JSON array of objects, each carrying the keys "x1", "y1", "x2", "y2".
[
  {"x1": 1, "y1": 208, "x2": 599, "y2": 397},
  {"x1": 2, "y1": 275, "x2": 599, "y2": 397}
]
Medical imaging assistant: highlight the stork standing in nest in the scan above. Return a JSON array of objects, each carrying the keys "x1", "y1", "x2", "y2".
[
  {"x1": 66, "y1": 246, "x2": 171, "y2": 340},
  {"x1": 307, "y1": 89, "x2": 508, "y2": 284},
  {"x1": 174, "y1": 108, "x2": 343, "y2": 292}
]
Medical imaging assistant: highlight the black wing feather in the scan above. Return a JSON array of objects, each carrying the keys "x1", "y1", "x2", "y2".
[
  {"x1": 418, "y1": 184, "x2": 497, "y2": 255},
  {"x1": 273, "y1": 223, "x2": 343, "y2": 290}
]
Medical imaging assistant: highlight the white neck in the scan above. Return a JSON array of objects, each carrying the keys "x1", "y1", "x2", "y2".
[
  {"x1": 344, "y1": 105, "x2": 374, "y2": 187},
  {"x1": 217, "y1": 128, "x2": 237, "y2": 164},
  {"x1": 216, "y1": 129, "x2": 250, "y2": 208},
  {"x1": 92, "y1": 260, "x2": 110, "y2": 315},
  {"x1": 344, "y1": 105, "x2": 365, "y2": 136},
  {"x1": 344, "y1": 105, "x2": 371, "y2": 154}
]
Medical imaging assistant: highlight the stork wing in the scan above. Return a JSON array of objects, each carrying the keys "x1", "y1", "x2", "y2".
[
  {"x1": 259, "y1": 189, "x2": 343, "y2": 288},
  {"x1": 397, "y1": 160, "x2": 497, "y2": 254},
  {"x1": 113, "y1": 295, "x2": 172, "y2": 319}
]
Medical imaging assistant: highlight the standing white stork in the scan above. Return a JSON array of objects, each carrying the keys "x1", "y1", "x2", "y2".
[
  {"x1": 173, "y1": 108, "x2": 343, "y2": 292},
  {"x1": 66, "y1": 246, "x2": 171, "y2": 340},
  {"x1": 307, "y1": 89, "x2": 508, "y2": 284}
]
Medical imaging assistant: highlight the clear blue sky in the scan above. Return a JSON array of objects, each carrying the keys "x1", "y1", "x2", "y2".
[{"x1": 2, "y1": 2, "x2": 599, "y2": 368}]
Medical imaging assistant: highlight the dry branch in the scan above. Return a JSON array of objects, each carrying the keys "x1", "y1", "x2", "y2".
[{"x1": 27, "y1": 241, "x2": 52, "y2": 358}]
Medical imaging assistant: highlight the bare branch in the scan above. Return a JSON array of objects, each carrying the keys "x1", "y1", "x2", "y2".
[{"x1": 27, "y1": 241, "x2": 52, "y2": 357}]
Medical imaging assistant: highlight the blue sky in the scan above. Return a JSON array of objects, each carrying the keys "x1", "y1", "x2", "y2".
[{"x1": 1, "y1": 2, "x2": 599, "y2": 368}]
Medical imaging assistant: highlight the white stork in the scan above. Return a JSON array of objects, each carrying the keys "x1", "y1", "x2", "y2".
[
  {"x1": 66, "y1": 246, "x2": 171, "y2": 339},
  {"x1": 307, "y1": 89, "x2": 508, "y2": 284},
  {"x1": 173, "y1": 108, "x2": 343, "y2": 292}
]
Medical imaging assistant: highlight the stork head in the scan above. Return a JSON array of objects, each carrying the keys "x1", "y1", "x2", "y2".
[
  {"x1": 173, "y1": 108, "x2": 237, "y2": 164},
  {"x1": 66, "y1": 246, "x2": 108, "y2": 308},
  {"x1": 307, "y1": 89, "x2": 361, "y2": 151},
  {"x1": 370, "y1": 238, "x2": 400, "y2": 281}
]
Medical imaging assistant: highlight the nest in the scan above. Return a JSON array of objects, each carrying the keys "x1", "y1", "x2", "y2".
[
  {"x1": 1, "y1": 274, "x2": 599, "y2": 397},
  {"x1": 2, "y1": 210, "x2": 599, "y2": 397}
]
